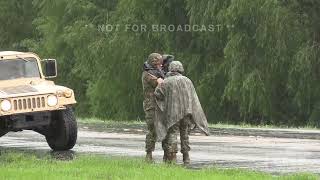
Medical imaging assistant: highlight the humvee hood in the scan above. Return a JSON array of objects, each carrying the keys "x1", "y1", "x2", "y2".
[
  {"x1": 0, "y1": 84, "x2": 70, "y2": 99},
  {"x1": 0, "y1": 85, "x2": 38, "y2": 95}
]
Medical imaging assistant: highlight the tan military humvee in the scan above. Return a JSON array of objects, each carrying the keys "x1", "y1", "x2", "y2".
[{"x1": 0, "y1": 51, "x2": 77, "y2": 150}]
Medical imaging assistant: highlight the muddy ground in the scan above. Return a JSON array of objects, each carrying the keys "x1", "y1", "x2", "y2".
[{"x1": 0, "y1": 123, "x2": 320, "y2": 175}]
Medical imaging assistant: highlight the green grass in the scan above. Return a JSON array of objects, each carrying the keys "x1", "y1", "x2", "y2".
[{"x1": 0, "y1": 152, "x2": 317, "y2": 180}]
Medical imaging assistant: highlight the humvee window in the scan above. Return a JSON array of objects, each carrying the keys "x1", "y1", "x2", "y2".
[{"x1": 0, "y1": 58, "x2": 40, "y2": 80}]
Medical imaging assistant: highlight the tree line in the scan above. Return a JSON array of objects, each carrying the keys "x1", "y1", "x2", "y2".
[{"x1": 1, "y1": 0, "x2": 320, "y2": 127}]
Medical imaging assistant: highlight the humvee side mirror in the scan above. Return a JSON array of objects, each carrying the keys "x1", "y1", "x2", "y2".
[{"x1": 42, "y1": 59, "x2": 57, "y2": 78}]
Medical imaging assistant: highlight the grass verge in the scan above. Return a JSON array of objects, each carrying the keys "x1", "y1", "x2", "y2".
[{"x1": 0, "y1": 151, "x2": 317, "y2": 180}]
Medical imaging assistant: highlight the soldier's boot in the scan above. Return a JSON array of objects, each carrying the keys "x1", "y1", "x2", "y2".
[
  {"x1": 145, "y1": 151, "x2": 153, "y2": 162},
  {"x1": 183, "y1": 152, "x2": 190, "y2": 165},
  {"x1": 164, "y1": 151, "x2": 171, "y2": 163},
  {"x1": 166, "y1": 152, "x2": 177, "y2": 164},
  {"x1": 171, "y1": 153, "x2": 177, "y2": 163}
]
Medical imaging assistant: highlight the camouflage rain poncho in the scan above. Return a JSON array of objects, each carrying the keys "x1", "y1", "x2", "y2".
[{"x1": 154, "y1": 71, "x2": 210, "y2": 141}]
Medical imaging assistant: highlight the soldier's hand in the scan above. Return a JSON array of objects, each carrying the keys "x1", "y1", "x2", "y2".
[{"x1": 157, "y1": 78, "x2": 164, "y2": 84}]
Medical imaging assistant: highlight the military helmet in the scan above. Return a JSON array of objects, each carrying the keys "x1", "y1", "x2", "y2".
[
  {"x1": 162, "y1": 54, "x2": 174, "y2": 73},
  {"x1": 147, "y1": 53, "x2": 163, "y2": 67},
  {"x1": 169, "y1": 61, "x2": 184, "y2": 73}
]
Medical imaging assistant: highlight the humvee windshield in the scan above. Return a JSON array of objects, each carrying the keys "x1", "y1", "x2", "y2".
[{"x1": 0, "y1": 58, "x2": 40, "y2": 80}]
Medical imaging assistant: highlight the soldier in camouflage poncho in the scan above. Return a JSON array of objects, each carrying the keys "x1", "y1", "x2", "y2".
[
  {"x1": 155, "y1": 61, "x2": 210, "y2": 165},
  {"x1": 142, "y1": 53, "x2": 165, "y2": 162}
]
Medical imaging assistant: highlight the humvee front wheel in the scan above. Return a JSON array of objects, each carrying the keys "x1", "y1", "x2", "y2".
[
  {"x1": 45, "y1": 107, "x2": 77, "y2": 151},
  {"x1": 0, "y1": 122, "x2": 8, "y2": 137},
  {"x1": 0, "y1": 130, "x2": 7, "y2": 137}
]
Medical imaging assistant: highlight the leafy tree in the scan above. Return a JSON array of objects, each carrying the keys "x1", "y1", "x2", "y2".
[
  {"x1": 2, "y1": 0, "x2": 320, "y2": 126},
  {"x1": 0, "y1": 0, "x2": 36, "y2": 50}
]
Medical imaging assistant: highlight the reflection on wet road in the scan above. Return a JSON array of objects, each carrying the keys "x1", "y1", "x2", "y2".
[{"x1": 1, "y1": 128, "x2": 320, "y2": 174}]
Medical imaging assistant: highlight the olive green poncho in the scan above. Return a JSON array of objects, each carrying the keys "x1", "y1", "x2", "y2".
[{"x1": 154, "y1": 72, "x2": 210, "y2": 141}]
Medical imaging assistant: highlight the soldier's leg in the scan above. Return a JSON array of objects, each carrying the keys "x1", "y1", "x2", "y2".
[
  {"x1": 145, "y1": 109, "x2": 156, "y2": 161},
  {"x1": 162, "y1": 123, "x2": 178, "y2": 163},
  {"x1": 162, "y1": 137, "x2": 169, "y2": 162},
  {"x1": 180, "y1": 116, "x2": 191, "y2": 165}
]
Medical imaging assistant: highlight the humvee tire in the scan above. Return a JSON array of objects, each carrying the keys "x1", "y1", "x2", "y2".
[
  {"x1": 0, "y1": 130, "x2": 7, "y2": 137},
  {"x1": 0, "y1": 121, "x2": 8, "y2": 137},
  {"x1": 46, "y1": 107, "x2": 77, "y2": 151}
]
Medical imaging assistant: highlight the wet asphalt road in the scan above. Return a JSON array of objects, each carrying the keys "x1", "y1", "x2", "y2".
[{"x1": 0, "y1": 126, "x2": 320, "y2": 174}]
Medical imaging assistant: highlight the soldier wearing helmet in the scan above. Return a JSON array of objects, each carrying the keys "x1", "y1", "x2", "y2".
[
  {"x1": 142, "y1": 53, "x2": 165, "y2": 161},
  {"x1": 155, "y1": 61, "x2": 210, "y2": 165}
]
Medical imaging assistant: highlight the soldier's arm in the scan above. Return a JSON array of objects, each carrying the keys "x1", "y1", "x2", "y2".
[
  {"x1": 145, "y1": 72, "x2": 162, "y2": 88},
  {"x1": 155, "y1": 83, "x2": 165, "y2": 100}
]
